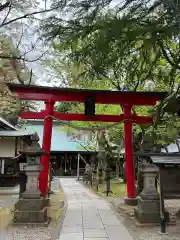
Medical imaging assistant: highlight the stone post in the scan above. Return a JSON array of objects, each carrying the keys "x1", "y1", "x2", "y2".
[{"x1": 135, "y1": 163, "x2": 160, "y2": 223}]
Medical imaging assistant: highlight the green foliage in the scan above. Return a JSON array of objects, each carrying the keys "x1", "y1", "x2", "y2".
[
  {"x1": 44, "y1": 0, "x2": 180, "y2": 90},
  {"x1": 42, "y1": 0, "x2": 180, "y2": 147},
  {"x1": 56, "y1": 102, "x2": 76, "y2": 113}
]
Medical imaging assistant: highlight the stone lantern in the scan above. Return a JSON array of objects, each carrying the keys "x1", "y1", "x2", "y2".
[
  {"x1": 14, "y1": 133, "x2": 50, "y2": 225},
  {"x1": 134, "y1": 158, "x2": 160, "y2": 223},
  {"x1": 20, "y1": 132, "x2": 46, "y2": 199},
  {"x1": 139, "y1": 163, "x2": 159, "y2": 200}
]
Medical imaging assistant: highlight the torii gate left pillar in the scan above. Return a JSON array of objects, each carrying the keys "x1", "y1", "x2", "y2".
[
  {"x1": 39, "y1": 101, "x2": 54, "y2": 197},
  {"x1": 123, "y1": 104, "x2": 137, "y2": 205}
]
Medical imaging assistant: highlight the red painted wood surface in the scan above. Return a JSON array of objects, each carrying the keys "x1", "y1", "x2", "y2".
[
  {"x1": 9, "y1": 84, "x2": 167, "y2": 105},
  {"x1": 123, "y1": 105, "x2": 136, "y2": 199},
  {"x1": 39, "y1": 102, "x2": 54, "y2": 197},
  {"x1": 20, "y1": 111, "x2": 153, "y2": 124}
]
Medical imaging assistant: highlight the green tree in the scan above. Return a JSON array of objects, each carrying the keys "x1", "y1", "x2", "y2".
[
  {"x1": 0, "y1": 35, "x2": 35, "y2": 123},
  {"x1": 43, "y1": 0, "x2": 180, "y2": 145}
]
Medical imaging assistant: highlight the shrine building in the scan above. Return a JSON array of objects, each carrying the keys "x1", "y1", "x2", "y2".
[{"x1": 24, "y1": 120, "x2": 97, "y2": 176}]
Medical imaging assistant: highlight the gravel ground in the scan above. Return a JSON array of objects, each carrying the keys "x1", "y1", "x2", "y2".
[
  {"x1": 3, "y1": 180, "x2": 180, "y2": 240},
  {"x1": 108, "y1": 198, "x2": 180, "y2": 240},
  {"x1": 0, "y1": 178, "x2": 64, "y2": 240}
]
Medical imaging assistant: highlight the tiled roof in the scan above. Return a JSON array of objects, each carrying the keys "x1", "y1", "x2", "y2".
[
  {"x1": 0, "y1": 117, "x2": 33, "y2": 137},
  {"x1": 0, "y1": 129, "x2": 33, "y2": 137},
  {"x1": 0, "y1": 117, "x2": 18, "y2": 130}
]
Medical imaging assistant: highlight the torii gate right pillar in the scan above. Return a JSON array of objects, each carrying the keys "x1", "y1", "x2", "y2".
[{"x1": 123, "y1": 104, "x2": 137, "y2": 205}]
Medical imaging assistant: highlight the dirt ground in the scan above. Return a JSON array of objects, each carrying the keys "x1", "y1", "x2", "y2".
[{"x1": 108, "y1": 197, "x2": 180, "y2": 240}]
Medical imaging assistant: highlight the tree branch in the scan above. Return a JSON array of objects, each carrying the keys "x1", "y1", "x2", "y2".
[
  {"x1": 10, "y1": 57, "x2": 25, "y2": 84},
  {"x1": 96, "y1": 71, "x2": 122, "y2": 90},
  {"x1": 133, "y1": 78, "x2": 140, "y2": 91},
  {"x1": 0, "y1": 5, "x2": 61, "y2": 28},
  {"x1": 16, "y1": 28, "x2": 24, "y2": 49},
  {"x1": 158, "y1": 41, "x2": 180, "y2": 70},
  {"x1": 0, "y1": 50, "x2": 47, "y2": 62},
  {"x1": 28, "y1": 69, "x2": 33, "y2": 85},
  {"x1": 0, "y1": 2, "x2": 11, "y2": 12},
  {"x1": 2, "y1": 3, "x2": 11, "y2": 24}
]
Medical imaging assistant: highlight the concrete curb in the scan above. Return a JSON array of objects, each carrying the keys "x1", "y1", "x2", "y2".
[
  {"x1": 52, "y1": 202, "x2": 67, "y2": 240},
  {"x1": 51, "y1": 178, "x2": 68, "y2": 240}
]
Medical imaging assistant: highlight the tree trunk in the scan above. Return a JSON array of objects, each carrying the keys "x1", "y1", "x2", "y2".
[
  {"x1": 104, "y1": 166, "x2": 112, "y2": 196},
  {"x1": 96, "y1": 166, "x2": 99, "y2": 191},
  {"x1": 106, "y1": 179, "x2": 111, "y2": 196},
  {"x1": 115, "y1": 163, "x2": 120, "y2": 180},
  {"x1": 96, "y1": 164, "x2": 103, "y2": 191}
]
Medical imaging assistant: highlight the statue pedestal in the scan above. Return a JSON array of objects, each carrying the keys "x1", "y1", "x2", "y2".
[
  {"x1": 134, "y1": 198, "x2": 160, "y2": 223},
  {"x1": 135, "y1": 163, "x2": 160, "y2": 223},
  {"x1": 14, "y1": 165, "x2": 50, "y2": 226}
]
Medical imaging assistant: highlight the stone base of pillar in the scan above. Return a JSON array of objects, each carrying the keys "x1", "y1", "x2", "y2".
[
  {"x1": 124, "y1": 197, "x2": 138, "y2": 206},
  {"x1": 134, "y1": 197, "x2": 160, "y2": 223},
  {"x1": 14, "y1": 197, "x2": 50, "y2": 226}
]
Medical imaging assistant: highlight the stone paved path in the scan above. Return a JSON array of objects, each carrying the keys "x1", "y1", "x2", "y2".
[{"x1": 59, "y1": 178, "x2": 134, "y2": 240}]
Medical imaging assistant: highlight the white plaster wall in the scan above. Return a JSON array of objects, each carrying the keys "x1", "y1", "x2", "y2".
[{"x1": 0, "y1": 137, "x2": 15, "y2": 158}]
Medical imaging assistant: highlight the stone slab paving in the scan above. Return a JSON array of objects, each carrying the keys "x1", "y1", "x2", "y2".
[{"x1": 59, "y1": 178, "x2": 134, "y2": 240}]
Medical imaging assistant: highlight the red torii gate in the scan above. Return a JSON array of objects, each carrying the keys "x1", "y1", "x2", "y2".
[{"x1": 8, "y1": 84, "x2": 166, "y2": 205}]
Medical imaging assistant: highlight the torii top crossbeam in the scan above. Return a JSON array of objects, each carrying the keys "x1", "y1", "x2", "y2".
[
  {"x1": 8, "y1": 83, "x2": 167, "y2": 205},
  {"x1": 8, "y1": 83, "x2": 166, "y2": 105}
]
